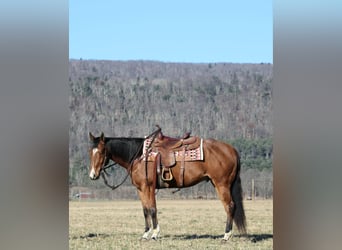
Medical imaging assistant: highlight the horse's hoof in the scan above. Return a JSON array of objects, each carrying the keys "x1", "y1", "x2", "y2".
[
  {"x1": 150, "y1": 224, "x2": 160, "y2": 240},
  {"x1": 222, "y1": 232, "x2": 233, "y2": 241}
]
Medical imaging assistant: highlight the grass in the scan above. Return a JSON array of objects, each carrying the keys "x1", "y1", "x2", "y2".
[{"x1": 69, "y1": 199, "x2": 273, "y2": 249}]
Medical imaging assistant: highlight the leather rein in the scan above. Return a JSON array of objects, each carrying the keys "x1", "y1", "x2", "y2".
[{"x1": 100, "y1": 127, "x2": 161, "y2": 190}]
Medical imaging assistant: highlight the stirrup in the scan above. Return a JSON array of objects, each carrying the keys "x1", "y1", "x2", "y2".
[{"x1": 161, "y1": 167, "x2": 173, "y2": 181}]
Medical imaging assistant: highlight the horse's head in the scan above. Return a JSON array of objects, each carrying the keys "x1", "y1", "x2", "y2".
[{"x1": 88, "y1": 132, "x2": 106, "y2": 180}]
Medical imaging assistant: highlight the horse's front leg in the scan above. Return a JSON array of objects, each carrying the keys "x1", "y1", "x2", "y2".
[
  {"x1": 147, "y1": 185, "x2": 160, "y2": 240},
  {"x1": 138, "y1": 185, "x2": 160, "y2": 240},
  {"x1": 138, "y1": 188, "x2": 152, "y2": 240},
  {"x1": 150, "y1": 205, "x2": 160, "y2": 240},
  {"x1": 141, "y1": 207, "x2": 152, "y2": 240}
]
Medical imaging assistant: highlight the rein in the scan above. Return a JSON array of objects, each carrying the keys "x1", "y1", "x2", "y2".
[
  {"x1": 101, "y1": 168, "x2": 129, "y2": 190},
  {"x1": 100, "y1": 127, "x2": 161, "y2": 190}
]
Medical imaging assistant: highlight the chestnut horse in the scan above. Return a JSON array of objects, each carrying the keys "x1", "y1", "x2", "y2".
[{"x1": 88, "y1": 130, "x2": 246, "y2": 241}]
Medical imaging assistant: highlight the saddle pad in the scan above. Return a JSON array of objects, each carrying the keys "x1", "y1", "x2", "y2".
[{"x1": 142, "y1": 137, "x2": 204, "y2": 162}]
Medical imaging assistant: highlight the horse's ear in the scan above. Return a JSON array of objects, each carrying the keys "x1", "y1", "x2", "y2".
[
  {"x1": 100, "y1": 132, "x2": 105, "y2": 142},
  {"x1": 89, "y1": 132, "x2": 95, "y2": 142}
]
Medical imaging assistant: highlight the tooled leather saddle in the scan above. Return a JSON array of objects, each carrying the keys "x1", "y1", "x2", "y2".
[
  {"x1": 153, "y1": 130, "x2": 201, "y2": 167},
  {"x1": 143, "y1": 128, "x2": 203, "y2": 187}
]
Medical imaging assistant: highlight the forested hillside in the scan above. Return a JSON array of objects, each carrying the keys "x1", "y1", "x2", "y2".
[{"x1": 69, "y1": 60, "x2": 273, "y2": 199}]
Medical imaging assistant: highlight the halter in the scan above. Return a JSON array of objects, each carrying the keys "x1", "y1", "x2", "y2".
[
  {"x1": 99, "y1": 126, "x2": 161, "y2": 190},
  {"x1": 101, "y1": 152, "x2": 118, "y2": 174}
]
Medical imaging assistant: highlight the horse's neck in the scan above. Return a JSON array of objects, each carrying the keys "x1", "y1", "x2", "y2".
[
  {"x1": 106, "y1": 138, "x2": 142, "y2": 169},
  {"x1": 110, "y1": 155, "x2": 131, "y2": 169}
]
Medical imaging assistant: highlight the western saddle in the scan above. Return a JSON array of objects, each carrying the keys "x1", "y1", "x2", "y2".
[{"x1": 149, "y1": 127, "x2": 202, "y2": 187}]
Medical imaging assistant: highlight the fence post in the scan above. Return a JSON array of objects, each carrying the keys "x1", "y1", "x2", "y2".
[{"x1": 252, "y1": 179, "x2": 255, "y2": 201}]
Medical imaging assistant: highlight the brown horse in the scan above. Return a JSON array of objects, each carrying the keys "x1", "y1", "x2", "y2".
[{"x1": 88, "y1": 129, "x2": 246, "y2": 241}]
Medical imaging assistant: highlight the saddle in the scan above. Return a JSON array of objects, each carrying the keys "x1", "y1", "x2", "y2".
[
  {"x1": 145, "y1": 128, "x2": 202, "y2": 187},
  {"x1": 153, "y1": 131, "x2": 201, "y2": 167},
  {"x1": 142, "y1": 127, "x2": 203, "y2": 187}
]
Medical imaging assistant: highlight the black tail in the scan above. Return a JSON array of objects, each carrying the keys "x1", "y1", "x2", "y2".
[{"x1": 231, "y1": 150, "x2": 247, "y2": 234}]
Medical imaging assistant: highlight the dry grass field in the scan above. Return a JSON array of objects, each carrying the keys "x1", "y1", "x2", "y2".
[{"x1": 69, "y1": 199, "x2": 272, "y2": 249}]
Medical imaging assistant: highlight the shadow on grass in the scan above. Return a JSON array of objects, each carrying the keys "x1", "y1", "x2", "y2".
[
  {"x1": 70, "y1": 233, "x2": 112, "y2": 240},
  {"x1": 235, "y1": 233, "x2": 273, "y2": 243},
  {"x1": 163, "y1": 234, "x2": 223, "y2": 240},
  {"x1": 163, "y1": 233, "x2": 273, "y2": 243},
  {"x1": 70, "y1": 232, "x2": 273, "y2": 243}
]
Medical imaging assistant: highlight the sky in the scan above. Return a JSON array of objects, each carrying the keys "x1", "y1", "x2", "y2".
[{"x1": 69, "y1": 1, "x2": 272, "y2": 63}]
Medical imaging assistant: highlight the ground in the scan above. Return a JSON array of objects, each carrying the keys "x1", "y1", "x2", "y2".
[{"x1": 69, "y1": 199, "x2": 273, "y2": 249}]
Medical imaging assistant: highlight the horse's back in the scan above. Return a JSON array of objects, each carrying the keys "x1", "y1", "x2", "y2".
[{"x1": 203, "y1": 138, "x2": 238, "y2": 161}]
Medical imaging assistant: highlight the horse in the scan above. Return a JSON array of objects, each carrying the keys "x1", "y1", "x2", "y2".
[{"x1": 88, "y1": 129, "x2": 246, "y2": 241}]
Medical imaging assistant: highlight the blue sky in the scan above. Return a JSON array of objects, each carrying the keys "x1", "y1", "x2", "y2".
[{"x1": 69, "y1": 1, "x2": 272, "y2": 63}]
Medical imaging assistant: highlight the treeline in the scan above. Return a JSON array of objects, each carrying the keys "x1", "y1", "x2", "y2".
[
  {"x1": 231, "y1": 137, "x2": 272, "y2": 170},
  {"x1": 69, "y1": 59, "x2": 273, "y2": 199}
]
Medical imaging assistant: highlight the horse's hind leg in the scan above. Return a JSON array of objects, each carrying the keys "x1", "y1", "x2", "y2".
[{"x1": 213, "y1": 182, "x2": 235, "y2": 241}]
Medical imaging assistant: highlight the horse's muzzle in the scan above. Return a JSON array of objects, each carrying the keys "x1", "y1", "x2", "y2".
[{"x1": 89, "y1": 169, "x2": 100, "y2": 180}]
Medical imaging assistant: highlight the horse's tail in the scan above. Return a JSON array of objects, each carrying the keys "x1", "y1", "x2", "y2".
[{"x1": 231, "y1": 149, "x2": 247, "y2": 234}]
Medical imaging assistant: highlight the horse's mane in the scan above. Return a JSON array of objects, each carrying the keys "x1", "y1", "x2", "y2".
[
  {"x1": 97, "y1": 137, "x2": 145, "y2": 163},
  {"x1": 90, "y1": 136, "x2": 144, "y2": 145}
]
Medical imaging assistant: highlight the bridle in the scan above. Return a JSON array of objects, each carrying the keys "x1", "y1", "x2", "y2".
[
  {"x1": 99, "y1": 150, "x2": 127, "y2": 190},
  {"x1": 101, "y1": 153, "x2": 118, "y2": 174},
  {"x1": 98, "y1": 126, "x2": 161, "y2": 190}
]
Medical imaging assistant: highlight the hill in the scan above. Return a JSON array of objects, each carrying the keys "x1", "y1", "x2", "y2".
[{"x1": 69, "y1": 60, "x2": 273, "y2": 197}]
